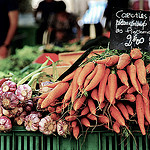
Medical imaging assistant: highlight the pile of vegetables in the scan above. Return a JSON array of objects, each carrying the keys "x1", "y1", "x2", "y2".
[
  {"x1": 37, "y1": 48, "x2": 150, "y2": 139},
  {"x1": 0, "y1": 45, "x2": 41, "y2": 72},
  {"x1": 0, "y1": 47, "x2": 150, "y2": 143}
]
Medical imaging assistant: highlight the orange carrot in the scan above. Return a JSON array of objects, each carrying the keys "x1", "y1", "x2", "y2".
[
  {"x1": 127, "y1": 64, "x2": 140, "y2": 93},
  {"x1": 62, "y1": 70, "x2": 75, "y2": 82},
  {"x1": 98, "y1": 114, "x2": 109, "y2": 124},
  {"x1": 107, "y1": 71, "x2": 117, "y2": 104},
  {"x1": 125, "y1": 104, "x2": 134, "y2": 116},
  {"x1": 72, "y1": 121, "x2": 77, "y2": 128},
  {"x1": 98, "y1": 68, "x2": 110, "y2": 103},
  {"x1": 105, "y1": 55, "x2": 119, "y2": 67},
  {"x1": 146, "y1": 63, "x2": 150, "y2": 74},
  {"x1": 136, "y1": 94, "x2": 146, "y2": 135},
  {"x1": 109, "y1": 105, "x2": 125, "y2": 126},
  {"x1": 41, "y1": 82, "x2": 70, "y2": 108},
  {"x1": 38, "y1": 92, "x2": 49, "y2": 99},
  {"x1": 80, "y1": 106, "x2": 89, "y2": 116},
  {"x1": 87, "y1": 99, "x2": 96, "y2": 115},
  {"x1": 142, "y1": 84, "x2": 150, "y2": 123},
  {"x1": 63, "y1": 82, "x2": 73, "y2": 103},
  {"x1": 116, "y1": 102, "x2": 129, "y2": 120},
  {"x1": 144, "y1": 101, "x2": 150, "y2": 124},
  {"x1": 142, "y1": 83, "x2": 149, "y2": 103},
  {"x1": 96, "y1": 55, "x2": 119, "y2": 66},
  {"x1": 130, "y1": 48, "x2": 142, "y2": 59},
  {"x1": 91, "y1": 88, "x2": 98, "y2": 101},
  {"x1": 65, "y1": 115, "x2": 77, "y2": 121},
  {"x1": 84, "y1": 64, "x2": 105, "y2": 92},
  {"x1": 71, "y1": 67, "x2": 82, "y2": 103},
  {"x1": 73, "y1": 95, "x2": 86, "y2": 111},
  {"x1": 124, "y1": 93, "x2": 136, "y2": 102},
  {"x1": 127, "y1": 86, "x2": 136, "y2": 94},
  {"x1": 84, "y1": 65, "x2": 97, "y2": 88},
  {"x1": 81, "y1": 118, "x2": 91, "y2": 127},
  {"x1": 73, "y1": 126, "x2": 80, "y2": 139},
  {"x1": 113, "y1": 121, "x2": 120, "y2": 133},
  {"x1": 117, "y1": 70, "x2": 129, "y2": 87},
  {"x1": 45, "y1": 81, "x2": 62, "y2": 88},
  {"x1": 87, "y1": 113, "x2": 97, "y2": 121},
  {"x1": 95, "y1": 57, "x2": 109, "y2": 64},
  {"x1": 117, "y1": 53, "x2": 131, "y2": 69},
  {"x1": 136, "y1": 78, "x2": 142, "y2": 94},
  {"x1": 134, "y1": 59, "x2": 147, "y2": 85},
  {"x1": 105, "y1": 85, "x2": 110, "y2": 102},
  {"x1": 115, "y1": 85, "x2": 128, "y2": 100},
  {"x1": 77, "y1": 62, "x2": 95, "y2": 89},
  {"x1": 38, "y1": 98, "x2": 44, "y2": 104}
]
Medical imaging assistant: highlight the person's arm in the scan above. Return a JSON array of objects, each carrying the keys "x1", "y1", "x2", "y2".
[
  {"x1": 3, "y1": 10, "x2": 18, "y2": 47},
  {"x1": 0, "y1": 10, "x2": 18, "y2": 58}
]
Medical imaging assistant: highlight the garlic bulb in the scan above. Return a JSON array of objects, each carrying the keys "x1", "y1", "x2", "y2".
[
  {"x1": 1, "y1": 81, "x2": 16, "y2": 93},
  {"x1": 24, "y1": 114, "x2": 40, "y2": 131},
  {"x1": 39, "y1": 116, "x2": 56, "y2": 135},
  {"x1": 57, "y1": 119, "x2": 70, "y2": 138},
  {"x1": 0, "y1": 116, "x2": 12, "y2": 132},
  {"x1": 1, "y1": 92, "x2": 19, "y2": 110},
  {"x1": 15, "y1": 84, "x2": 32, "y2": 102}
]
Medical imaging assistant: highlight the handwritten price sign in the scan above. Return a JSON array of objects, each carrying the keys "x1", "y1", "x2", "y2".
[{"x1": 110, "y1": 8, "x2": 150, "y2": 51}]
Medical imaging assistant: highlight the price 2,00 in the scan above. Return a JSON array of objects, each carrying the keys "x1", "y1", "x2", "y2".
[{"x1": 125, "y1": 34, "x2": 144, "y2": 47}]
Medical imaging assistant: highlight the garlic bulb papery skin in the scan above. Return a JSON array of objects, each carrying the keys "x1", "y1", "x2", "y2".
[
  {"x1": 57, "y1": 119, "x2": 70, "y2": 138},
  {"x1": 0, "y1": 116, "x2": 12, "y2": 132},
  {"x1": 1, "y1": 81, "x2": 17, "y2": 93},
  {"x1": 1, "y1": 92, "x2": 19, "y2": 110},
  {"x1": 24, "y1": 114, "x2": 40, "y2": 131},
  {"x1": 15, "y1": 84, "x2": 32, "y2": 102},
  {"x1": 39, "y1": 116, "x2": 56, "y2": 135}
]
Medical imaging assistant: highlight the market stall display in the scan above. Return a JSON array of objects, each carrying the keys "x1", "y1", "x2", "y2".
[{"x1": 0, "y1": 47, "x2": 150, "y2": 150}]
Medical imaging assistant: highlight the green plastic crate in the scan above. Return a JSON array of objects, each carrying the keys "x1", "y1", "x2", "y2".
[{"x1": 0, "y1": 126, "x2": 149, "y2": 150}]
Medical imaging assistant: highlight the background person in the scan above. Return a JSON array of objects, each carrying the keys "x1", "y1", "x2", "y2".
[
  {"x1": 34, "y1": 0, "x2": 58, "y2": 44},
  {"x1": 47, "y1": 1, "x2": 82, "y2": 45},
  {"x1": 0, "y1": 0, "x2": 18, "y2": 59}
]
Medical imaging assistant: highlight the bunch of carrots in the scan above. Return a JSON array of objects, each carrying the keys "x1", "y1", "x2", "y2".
[{"x1": 37, "y1": 48, "x2": 150, "y2": 139}]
